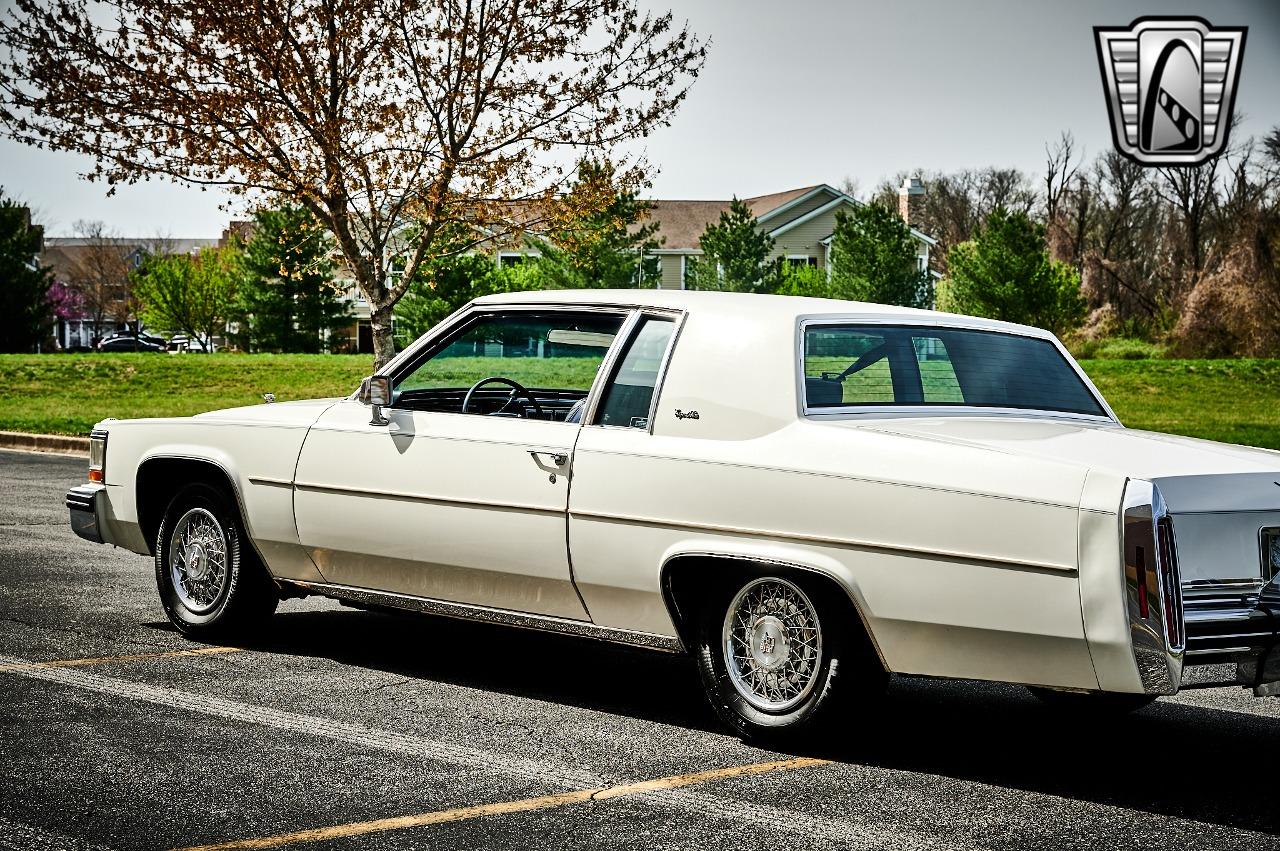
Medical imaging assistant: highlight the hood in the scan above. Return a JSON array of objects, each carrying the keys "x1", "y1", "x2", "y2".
[
  {"x1": 193, "y1": 397, "x2": 342, "y2": 427},
  {"x1": 842, "y1": 416, "x2": 1280, "y2": 482}
]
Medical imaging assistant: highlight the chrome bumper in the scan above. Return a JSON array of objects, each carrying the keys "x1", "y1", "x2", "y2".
[
  {"x1": 1184, "y1": 589, "x2": 1280, "y2": 695},
  {"x1": 66, "y1": 483, "x2": 106, "y2": 544}
]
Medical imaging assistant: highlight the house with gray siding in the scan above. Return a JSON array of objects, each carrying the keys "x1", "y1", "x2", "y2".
[{"x1": 639, "y1": 181, "x2": 938, "y2": 290}]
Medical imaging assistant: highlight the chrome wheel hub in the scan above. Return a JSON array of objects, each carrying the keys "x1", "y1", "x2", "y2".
[
  {"x1": 722, "y1": 577, "x2": 823, "y2": 712},
  {"x1": 169, "y1": 508, "x2": 228, "y2": 614}
]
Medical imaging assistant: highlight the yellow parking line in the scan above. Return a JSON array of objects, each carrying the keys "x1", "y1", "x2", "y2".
[
  {"x1": 173, "y1": 756, "x2": 832, "y2": 851},
  {"x1": 0, "y1": 645, "x2": 242, "y2": 673}
]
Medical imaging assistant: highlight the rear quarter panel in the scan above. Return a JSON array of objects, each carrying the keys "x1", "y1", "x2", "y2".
[{"x1": 570, "y1": 419, "x2": 1101, "y2": 690}]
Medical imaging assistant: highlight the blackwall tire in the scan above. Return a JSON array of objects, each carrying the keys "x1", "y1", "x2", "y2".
[
  {"x1": 694, "y1": 573, "x2": 885, "y2": 743},
  {"x1": 154, "y1": 482, "x2": 277, "y2": 640}
]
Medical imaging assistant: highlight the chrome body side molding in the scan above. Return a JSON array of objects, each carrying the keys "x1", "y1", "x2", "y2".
[{"x1": 282, "y1": 580, "x2": 685, "y2": 653}]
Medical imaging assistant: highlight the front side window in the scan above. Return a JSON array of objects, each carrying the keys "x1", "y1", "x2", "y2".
[
  {"x1": 393, "y1": 311, "x2": 624, "y2": 420},
  {"x1": 803, "y1": 324, "x2": 1105, "y2": 417},
  {"x1": 594, "y1": 316, "x2": 677, "y2": 428}
]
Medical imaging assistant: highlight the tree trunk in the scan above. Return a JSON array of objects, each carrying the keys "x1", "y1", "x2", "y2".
[{"x1": 370, "y1": 303, "x2": 396, "y2": 371}]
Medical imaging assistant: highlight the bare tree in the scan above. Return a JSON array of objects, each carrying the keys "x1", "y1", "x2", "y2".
[
  {"x1": 0, "y1": 0, "x2": 706, "y2": 366},
  {"x1": 1043, "y1": 131, "x2": 1081, "y2": 225},
  {"x1": 62, "y1": 220, "x2": 135, "y2": 343}
]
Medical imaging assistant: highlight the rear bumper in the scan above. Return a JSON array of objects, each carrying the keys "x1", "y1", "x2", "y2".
[
  {"x1": 66, "y1": 484, "x2": 106, "y2": 544},
  {"x1": 1184, "y1": 596, "x2": 1280, "y2": 694}
]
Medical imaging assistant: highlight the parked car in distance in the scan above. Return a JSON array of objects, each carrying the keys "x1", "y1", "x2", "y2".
[
  {"x1": 166, "y1": 334, "x2": 218, "y2": 353},
  {"x1": 66, "y1": 290, "x2": 1280, "y2": 740},
  {"x1": 96, "y1": 335, "x2": 166, "y2": 353}
]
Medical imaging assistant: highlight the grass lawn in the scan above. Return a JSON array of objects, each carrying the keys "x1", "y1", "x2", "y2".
[
  {"x1": 1081, "y1": 359, "x2": 1280, "y2": 450},
  {"x1": 0, "y1": 354, "x2": 371, "y2": 436},
  {"x1": 1, "y1": 353, "x2": 1278, "y2": 450}
]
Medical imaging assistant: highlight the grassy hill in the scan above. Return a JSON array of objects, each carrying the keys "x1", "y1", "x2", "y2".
[{"x1": 1, "y1": 353, "x2": 1278, "y2": 450}]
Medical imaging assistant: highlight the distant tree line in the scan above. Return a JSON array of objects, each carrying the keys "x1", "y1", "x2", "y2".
[{"x1": 873, "y1": 127, "x2": 1280, "y2": 356}]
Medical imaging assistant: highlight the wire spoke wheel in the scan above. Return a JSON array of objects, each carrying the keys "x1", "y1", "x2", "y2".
[
  {"x1": 722, "y1": 577, "x2": 823, "y2": 712},
  {"x1": 168, "y1": 507, "x2": 229, "y2": 614}
]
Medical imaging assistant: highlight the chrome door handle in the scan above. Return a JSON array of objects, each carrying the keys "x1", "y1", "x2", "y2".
[{"x1": 528, "y1": 449, "x2": 568, "y2": 467}]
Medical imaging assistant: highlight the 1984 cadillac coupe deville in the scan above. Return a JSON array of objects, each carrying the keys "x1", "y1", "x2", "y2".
[{"x1": 68, "y1": 290, "x2": 1280, "y2": 739}]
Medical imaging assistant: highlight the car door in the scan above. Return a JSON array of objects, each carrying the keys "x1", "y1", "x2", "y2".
[{"x1": 292, "y1": 306, "x2": 629, "y2": 620}]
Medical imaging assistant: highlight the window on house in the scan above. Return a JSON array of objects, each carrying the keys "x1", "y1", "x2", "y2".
[
  {"x1": 498, "y1": 252, "x2": 532, "y2": 268},
  {"x1": 786, "y1": 256, "x2": 818, "y2": 268}
]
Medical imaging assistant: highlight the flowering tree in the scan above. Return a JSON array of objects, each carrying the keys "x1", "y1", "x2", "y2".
[
  {"x1": 0, "y1": 0, "x2": 706, "y2": 367},
  {"x1": 46, "y1": 280, "x2": 85, "y2": 322}
]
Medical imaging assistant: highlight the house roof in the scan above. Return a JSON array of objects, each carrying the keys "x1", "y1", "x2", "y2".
[
  {"x1": 643, "y1": 186, "x2": 822, "y2": 250},
  {"x1": 643, "y1": 184, "x2": 936, "y2": 251}
]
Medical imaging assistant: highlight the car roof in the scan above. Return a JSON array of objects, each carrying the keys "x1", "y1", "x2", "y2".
[{"x1": 471, "y1": 289, "x2": 1054, "y2": 339}]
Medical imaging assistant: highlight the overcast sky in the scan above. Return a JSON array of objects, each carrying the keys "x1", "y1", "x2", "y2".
[{"x1": 3, "y1": 0, "x2": 1278, "y2": 237}]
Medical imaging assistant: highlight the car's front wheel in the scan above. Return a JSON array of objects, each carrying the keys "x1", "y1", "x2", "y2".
[
  {"x1": 154, "y1": 483, "x2": 277, "y2": 639},
  {"x1": 694, "y1": 574, "x2": 884, "y2": 742}
]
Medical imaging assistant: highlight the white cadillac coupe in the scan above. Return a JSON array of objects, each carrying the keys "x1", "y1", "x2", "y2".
[{"x1": 68, "y1": 290, "x2": 1280, "y2": 739}]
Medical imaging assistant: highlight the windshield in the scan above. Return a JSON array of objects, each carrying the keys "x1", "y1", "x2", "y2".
[{"x1": 802, "y1": 324, "x2": 1106, "y2": 417}]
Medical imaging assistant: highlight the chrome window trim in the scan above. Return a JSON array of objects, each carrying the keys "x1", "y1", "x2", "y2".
[
  {"x1": 580, "y1": 310, "x2": 643, "y2": 428},
  {"x1": 793, "y1": 316, "x2": 1120, "y2": 424},
  {"x1": 382, "y1": 304, "x2": 635, "y2": 421},
  {"x1": 585, "y1": 307, "x2": 687, "y2": 435}
]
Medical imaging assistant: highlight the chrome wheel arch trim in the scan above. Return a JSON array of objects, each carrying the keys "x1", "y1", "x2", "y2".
[
  {"x1": 279, "y1": 580, "x2": 685, "y2": 653},
  {"x1": 135, "y1": 451, "x2": 278, "y2": 581},
  {"x1": 658, "y1": 550, "x2": 889, "y2": 672}
]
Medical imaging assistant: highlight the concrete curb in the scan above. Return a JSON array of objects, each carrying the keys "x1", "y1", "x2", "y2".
[{"x1": 0, "y1": 431, "x2": 90, "y2": 456}]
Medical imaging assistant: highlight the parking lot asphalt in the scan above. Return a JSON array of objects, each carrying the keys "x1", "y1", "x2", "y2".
[{"x1": 4, "y1": 446, "x2": 1280, "y2": 850}]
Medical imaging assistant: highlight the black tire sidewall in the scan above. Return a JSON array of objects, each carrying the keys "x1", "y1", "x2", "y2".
[
  {"x1": 695, "y1": 574, "x2": 854, "y2": 740},
  {"x1": 154, "y1": 483, "x2": 249, "y2": 635}
]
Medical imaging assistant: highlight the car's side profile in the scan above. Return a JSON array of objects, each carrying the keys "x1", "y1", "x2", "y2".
[{"x1": 68, "y1": 290, "x2": 1280, "y2": 739}]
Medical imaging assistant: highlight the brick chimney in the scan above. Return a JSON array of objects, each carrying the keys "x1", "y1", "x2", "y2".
[{"x1": 898, "y1": 176, "x2": 925, "y2": 228}]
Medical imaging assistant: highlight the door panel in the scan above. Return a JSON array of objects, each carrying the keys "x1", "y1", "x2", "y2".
[{"x1": 294, "y1": 399, "x2": 587, "y2": 619}]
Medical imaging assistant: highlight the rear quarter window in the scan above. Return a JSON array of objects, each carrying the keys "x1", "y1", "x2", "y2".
[{"x1": 802, "y1": 323, "x2": 1105, "y2": 417}]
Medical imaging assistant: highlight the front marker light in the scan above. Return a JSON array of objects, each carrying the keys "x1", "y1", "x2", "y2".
[{"x1": 88, "y1": 430, "x2": 107, "y2": 483}]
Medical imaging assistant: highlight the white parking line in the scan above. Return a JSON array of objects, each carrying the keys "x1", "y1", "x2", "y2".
[
  {"x1": 0, "y1": 654, "x2": 964, "y2": 849},
  {"x1": 0, "y1": 816, "x2": 113, "y2": 851}
]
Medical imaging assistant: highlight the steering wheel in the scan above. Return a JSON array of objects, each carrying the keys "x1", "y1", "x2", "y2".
[{"x1": 460, "y1": 376, "x2": 545, "y2": 418}]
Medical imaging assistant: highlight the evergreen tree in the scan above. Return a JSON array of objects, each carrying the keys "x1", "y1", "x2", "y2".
[
  {"x1": 685, "y1": 198, "x2": 775, "y2": 293},
  {"x1": 828, "y1": 203, "x2": 932, "y2": 308},
  {"x1": 0, "y1": 190, "x2": 53, "y2": 352},
  {"x1": 394, "y1": 254, "x2": 545, "y2": 346},
  {"x1": 233, "y1": 205, "x2": 350, "y2": 352},
  {"x1": 534, "y1": 159, "x2": 662, "y2": 288},
  {"x1": 939, "y1": 208, "x2": 1085, "y2": 334}
]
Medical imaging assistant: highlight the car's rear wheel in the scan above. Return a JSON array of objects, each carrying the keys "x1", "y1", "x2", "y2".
[
  {"x1": 694, "y1": 573, "x2": 884, "y2": 742},
  {"x1": 1026, "y1": 686, "x2": 1156, "y2": 713},
  {"x1": 154, "y1": 483, "x2": 277, "y2": 639}
]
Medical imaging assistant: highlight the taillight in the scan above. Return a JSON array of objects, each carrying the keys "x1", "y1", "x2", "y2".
[
  {"x1": 1135, "y1": 545, "x2": 1149, "y2": 619},
  {"x1": 1157, "y1": 516, "x2": 1184, "y2": 649},
  {"x1": 1121, "y1": 479, "x2": 1183, "y2": 694}
]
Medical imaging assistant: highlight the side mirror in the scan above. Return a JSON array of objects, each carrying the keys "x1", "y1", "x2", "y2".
[{"x1": 365, "y1": 375, "x2": 391, "y2": 426}]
